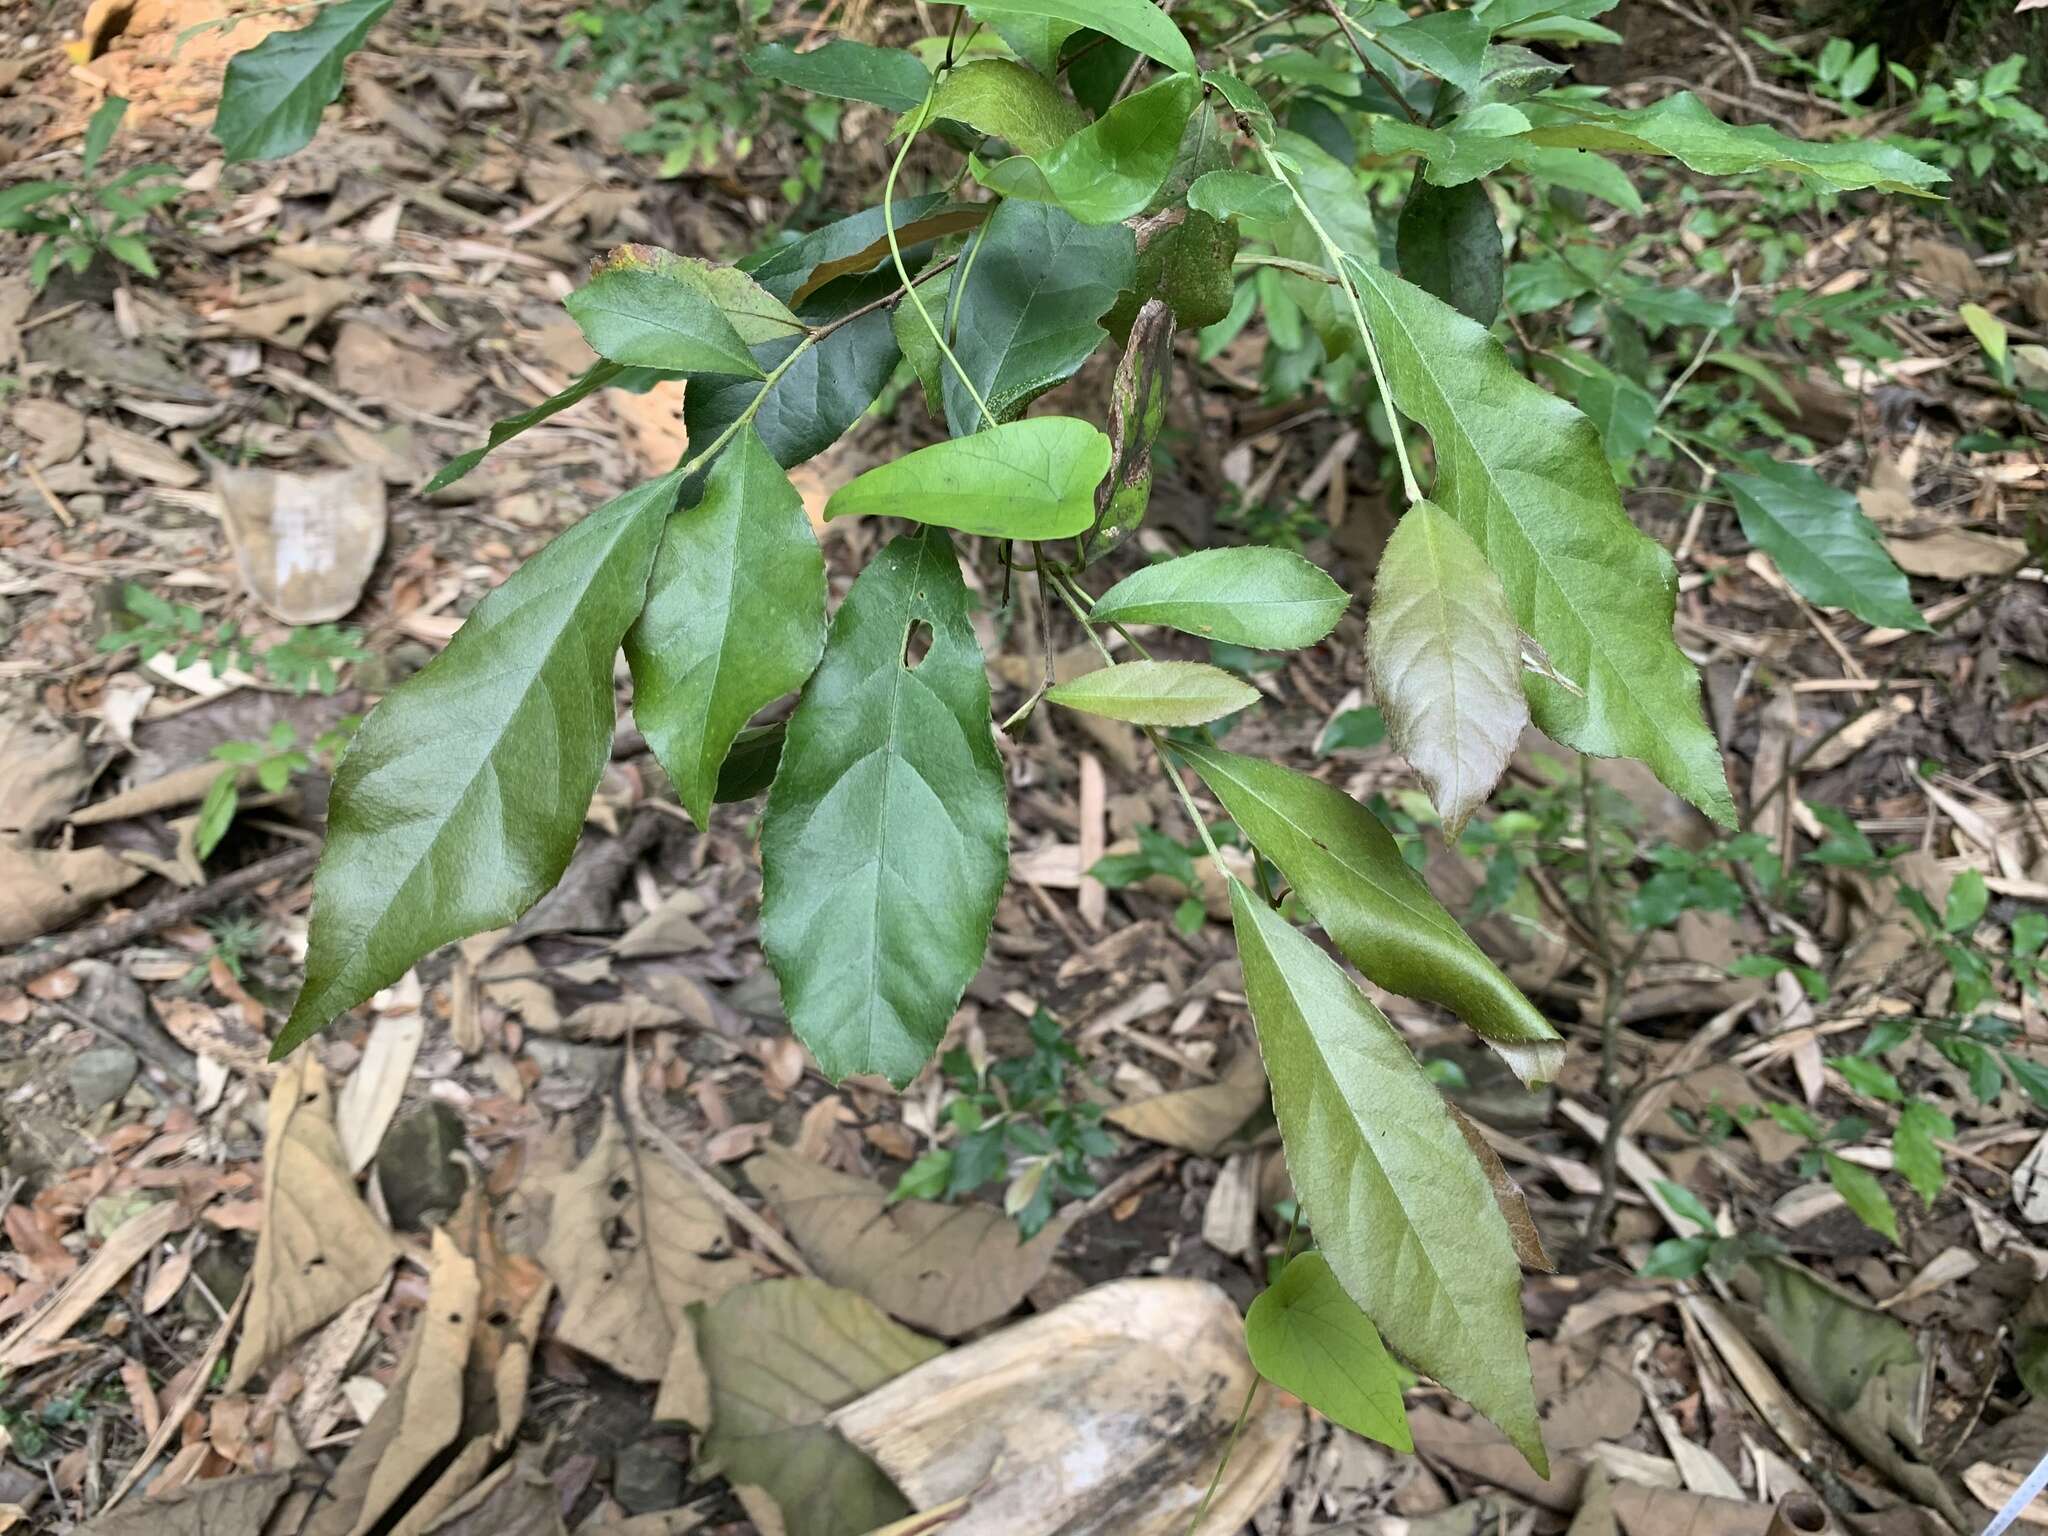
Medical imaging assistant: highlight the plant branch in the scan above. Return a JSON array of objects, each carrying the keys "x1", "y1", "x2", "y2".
[
  {"x1": 886, "y1": 86, "x2": 997, "y2": 432},
  {"x1": 1322, "y1": 0, "x2": 1423, "y2": 124}
]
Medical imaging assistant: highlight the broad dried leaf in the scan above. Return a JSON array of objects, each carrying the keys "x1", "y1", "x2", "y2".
[
  {"x1": 215, "y1": 462, "x2": 387, "y2": 624},
  {"x1": 1104, "y1": 1049, "x2": 1268, "y2": 1156},
  {"x1": 304, "y1": 1229, "x2": 477, "y2": 1536},
  {"x1": 0, "y1": 713, "x2": 94, "y2": 844},
  {"x1": 699, "y1": 1278, "x2": 944, "y2": 1536},
  {"x1": 410, "y1": 1445, "x2": 566, "y2": 1536},
  {"x1": 335, "y1": 1005, "x2": 423, "y2": 1175},
  {"x1": 228, "y1": 1054, "x2": 399, "y2": 1389},
  {"x1": 1348, "y1": 261, "x2": 1734, "y2": 825},
  {"x1": 537, "y1": 1110, "x2": 749, "y2": 1410},
  {"x1": 0, "y1": 843, "x2": 144, "y2": 945},
  {"x1": 1367, "y1": 498, "x2": 1528, "y2": 837},
  {"x1": 745, "y1": 1143, "x2": 1068, "y2": 1336},
  {"x1": 75, "y1": 1472, "x2": 290, "y2": 1536},
  {"x1": 759, "y1": 530, "x2": 1009, "y2": 1087},
  {"x1": 1231, "y1": 881, "x2": 1543, "y2": 1472}
]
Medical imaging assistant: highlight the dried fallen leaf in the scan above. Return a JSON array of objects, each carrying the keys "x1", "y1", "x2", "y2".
[
  {"x1": 1104, "y1": 1048, "x2": 1267, "y2": 1155},
  {"x1": 0, "y1": 844, "x2": 145, "y2": 945},
  {"x1": 537, "y1": 1109, "x2": 750, "y2": 1420},
  {"x1": 1885, "y1": 529, "x2": 2029, "y2": 580},
  {"x1": 215, "y1": 461, "x2": 387, "y2": 624},
  {"x1": 302, "y1": 1230, "x2": 477, "y2": 1536},
  {"x1": 336, "y1": 1006, "x2": 424, "y2": 1175},
  {"x1": 227, "y1": 1054, "x2": 401, "y2": 1390},
  {"x1": 332, "y1": 321, "x2": 475, "y2": 416},
  {"x1": 74, "y1": 1471, "x2": 291, "y2": 1536},
  {"x1": 409, "y1": 1443, "x2": 565, "y2": 1536},
  {"x1": 831, "y1": 1277, "x2": 1305, "y2": 1536},
  {"x1": 699, "y1": 1278, "x2": 944, "y2": 1536},
  {"x1": 0, "y1": 1200, "x2": 188, "y2": 1368},
  {"x1": 745, "y1": 1143, "x2": 1068, "y2": 1338}
]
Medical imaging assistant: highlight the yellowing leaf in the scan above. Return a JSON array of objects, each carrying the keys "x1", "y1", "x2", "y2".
[
  {"x1": 1046, "y1": 659, "x2": 1258, "y2": 727},
  {"x1": 1367, "y1": 499, "x2": 1528, "y2": 837}
]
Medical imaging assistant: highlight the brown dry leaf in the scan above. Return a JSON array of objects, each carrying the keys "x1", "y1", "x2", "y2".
[
  {"x1": 1885, "y1": 529, "x2": 2029, "y2": 580},
  {"x1": 537, "y1": 1109, "x2": 750, "y2": 1407},
  {"x1": 446, "y1": 1187, "x2": 551, "y2": 1449},
  {"x1": 87, "y1": 419, "x2": 200, "y2": 487},
  {"x1": 414, "y1": 1445, "x2": 565, "y2": 1536},
  {"x1": 71, "y1": 760, "x2": 243, "y2": 826},
  {"x1": 15, "y1": 399, "x2": 86, "y2": 466},
  {"x1": 745, "y1": 1143, "x2": 1069, "y2": 1338},
  {"x1": 332, "y1": 321, "x2": 474, "y2": 416},
  {"x1": 1451, "y1": 1107, "x2": 1554, "y2": 1274},
  {"x1": 1104, "y1": 1048, "x2": 1266, "y2": 1156},
  {"x1": 227, "y1": 1054, "x2": 401, "y2": 1390},
  {"x1": 304, "y1": 1230, "x2": 479, "y2": 1536},
  {"x1": 336, "y1": 1006, "x2": 424, "y2": 1175},
  {"x1": 74, "y1": 1471, "x2": 291, "y2": 1536},
  {"x1": 1902, "y1": 237, "x2": 1985, "y2": 295},
  {"x1": 0, "y1": 844, "x2": 145, "y2": 945},
  {"x1": 698, "y1": 1278, "x2": 946, "y2": 1536},
  {"x1": 0, "y1": 1200, "x2": 189, "y2": 1368},
  {"x1": 831, "y1": 1277, "x2": 1305, "y2": 1536},
  {"x1": 0, "y1": 713, "x2": 96, "y2": 843},
  {"x1": 215, "y1": 462, "x2": 387, "y2": 624},
  {"x1": 213, "y1": 274, "x2": 356, "y2": 347},
  {"x1": 616, "y1": 887, "x2": 713, "y2": 958}
]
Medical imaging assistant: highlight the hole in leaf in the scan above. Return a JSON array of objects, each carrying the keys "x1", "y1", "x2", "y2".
[
  {"x1": 903, "y1": 618, "x2": 933, "y2": 671},
  {"x1": 608, "y1": 1177, "x2": 630, "y2": 1201}
]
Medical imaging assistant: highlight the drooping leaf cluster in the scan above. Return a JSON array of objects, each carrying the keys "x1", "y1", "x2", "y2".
[{"x1": 217, "y1": 0, "x2": 1945, "y2": 1474}]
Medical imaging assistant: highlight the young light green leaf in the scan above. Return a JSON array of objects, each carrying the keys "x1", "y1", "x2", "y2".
[
  {"x1": 81, "y1": 96, "x2": 127, "y2": 177},
  {"x1": 926, "y1": 58, "x2": 1089, "y2": 157},
  {"x1": 1346, "y1": 260, "x2": 1735, "y2": 825},
  {"x1": 977, "y1": 74, "x2": 1201, "y2": 226},
  {"x1": 195, "y1": 769, "x2": 239, "y2": 861},
  {"x1": 1367, "y1": 500, "x2": 1527, "y2": 838},
  {"x1": 1892, "y1": 1103, "x2": 1952, "y2": 1208},
  {"x1": 214, "y1": 0, "x2": 396, "y2": 162},
  {"x1": 427, "y1": 360, "x2": 626, "y2": 493},
  {"x1": 1522, "y1": 92, "x2": 1946, "y2": 196},
  {"x1": 566, "y1": 254, "x2": 766, "y2": 379},
  {"x1": 1395, "y1": 176, "x2": 1503, "y2": 328},
  {"x1": 1959, "y1": 302, "x2": 2007, "y2": 368},
  {"x1": 824, "y1": 417, "x2": 1110, "y2": 539},
  {"x1": 939, "y1": 198, "x2": 1135, "y2": 435},
  {"x1": 966, "y1": 0, "x2": 1195, "y2": 76},
  {"x1": 1653, "y1": 1178, "x2": 1718, "y2": 1234},
  {"x1": 1723, "y1": 457, "x2": 1926, "y2": 632},
  {"x1": 277, "y1": 474, "x2": 680, "y2": 1055},
  {"x1": 1202, "y1": 70, "x2": 1274, "y2": 136},
  {"x1": 1045, "y1": 660, "x2": 1257, "y2": 727},
  {"x1": 1246, "y1": 1251, "x2": 1413, "y2": 1452},
  {"x1": 1090, "y1": 547, "x2": 1349, "y2": 649},
  {"x1": 1175, "y1": 742, "x2": 1564, "y2": 1088},
  {"x1": 1187, "y1": 169, "x2": 1294, "y2": 223},
  {"x1": 1230, "y1": 882, "x2": 1544, "y2": 1472},
  {"x1": 626, "y1": 427, "x2": 826, "y2": 828},
  {"x1": 103, "y1": 234, "x2": 160, "y2": 279},
  {"x1": 747, "y1": 40, "x2": 931, "y2": 112},
  {"x1": 1824, "y1": 1152, "x2": 1899, "y2": 1242},
  {"x1": 759, "y1": 529, "x2": 1008, "y2": 1088}
]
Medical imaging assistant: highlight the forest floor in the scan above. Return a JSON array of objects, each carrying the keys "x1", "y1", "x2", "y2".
[{"x1": 2, "y1": 1, "x2": 2047, "y2": 1534}]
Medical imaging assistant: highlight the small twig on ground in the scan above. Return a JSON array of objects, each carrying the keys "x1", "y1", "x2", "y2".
[{"x1": 0, "y1": 846, "x2": 318, "y2": 991}]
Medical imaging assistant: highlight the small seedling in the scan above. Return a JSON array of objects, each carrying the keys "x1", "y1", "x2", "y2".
[{"x1": 0, "y1": 97, "x2": 181, "y2": 289}]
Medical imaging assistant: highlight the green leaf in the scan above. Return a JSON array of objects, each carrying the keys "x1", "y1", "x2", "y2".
[
  {"x1": 1045, "y1": 660, "x2": 1258, "y2": 727},
  {"x1": 1089, "y1": 547, "x2": 1349, "y2": 649},
  {"x1": 1533, "y1": 351, "x2": 1657, "y2": 472},
  {"x1": 0, "y1": 182, "x2": 68, "y2": 224},
  {"x1": 1653, "y1": 1178, "x2": 1718, "y2": 1234},
  {"x1": 195, "y1": 769, "x2": 239, "y2": 860},
  {"x1": 1395, "y1": 176, "x2": 1503, "y2": 328},
  {"x1": 1367, "y1": 499, "x2": 1529, "y2": 838},
  {"x1": 759, "y1": 529, "x2": 1008, "y2": 1088},
  {"x1": 699, "y1": 1278, "x2": 943, "y2": 1536},
  {"x1": 926, "y1": 58, "x2": 1089, "y2": 156},
  {"x1": 1961, "y1": 301, "x2": 2008, "y2": 368},
  {"x1": 1187, "y1": 169, "x2": 1294, "y2": 222},
  {"x1": 1723, "y1": 458, "x2": 1925, "y2": 632},
  {"x1": 566, "y1": 253, "x2": 767, "y2": 379},
  {"x1": 2004, "y1": 1052, "x2": 2048, "y2": 1111},
  {"x1": 1347, "y1": 260, "x2": 1734, "y2": 825},
  {"x1": 1945, "y1": 867, "x2": 1988, "y2": 933},
  {"x1": 214, "y1": 0, "x2": 396, "y2": 162},
  {"x1": 1824, "y1": 1152, "x2": 1898, "y2": 1242},
  {"x1": 939, "y1": 198, "x2": 1135, "y2": 435},
  {"x1": 684, "y1": 311, "x2": 902, "y2": 495},
  {"x1": 1513, "y1": 145, "x2": 1643, "y2": 212},
  {"x1": 1230, "y1": 882, "x2": 1543, "y2": 1471},
  {"x1": 1892, "y1": 1103, "x2": 1952, "y2": 1207},
  {"x1": 715, "y1": 723, "x2": 786, "y2": 804},
  {"x1": 427, "y1": 360, "x2": 625, "y2": 493},
  {"x1": 748, "y1": 40, "x2": 930, "y2": 112},
  {"x1": 1175, "y1": 742, "x2": 1563, "y2": 1088},
  {"x1": 1639, "y1": 1235, "x2": 1713, "y2": 1278},
  {"x1": 744, "y1": 195, "x2": 947, "y2": 316},
  {"x1": 1203, "y1": 70, "x2": 1274, "y2": 136},
  {"x1": 1521, "y1": 92, "x2": 1946, "y2": 196},
  {"x1": 626, "y1": 427, "x2": 826, "y2": 827},
  {"x1": 1834, "y1": 1053, "x2": 1902, "y2": 1102},
  {"x1": 825, "y1": 417, "x2": 1109, "y2": 539},
  {"x1": 1246, "y1": 1251, "x2": 1413, "y2": 1452},
  {"x1": 966, "y1": 0, "x2": 1195, "y2": 76},
  {"x1": 102, "y1": 233, "x2": 160, "y2": 278},
  {"x1": 82, "y1": 95, "x2": 127, "y2": 176},
  {"x1": 1355, "y1": 3, "x2": 1491, "y2": 96},
  {"x1": 977, "y1": 73, "x2": 1200, "y2": 225},
  {"x1": 277, "y1": 474, "x2": 679, "y2": 1055}
]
